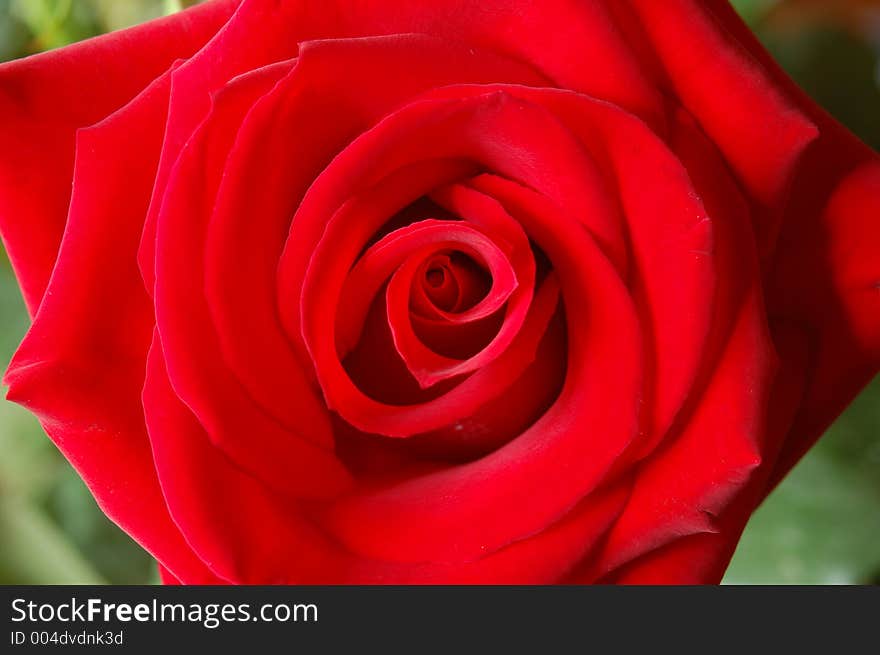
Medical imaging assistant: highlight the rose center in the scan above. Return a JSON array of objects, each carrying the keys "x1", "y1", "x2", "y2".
[
  {"x1": 419, "y1": 250, "x2": 491, "y2": 314},
  {"x1": 425, "y1": 267, "x2": 446, "y2": 288}
]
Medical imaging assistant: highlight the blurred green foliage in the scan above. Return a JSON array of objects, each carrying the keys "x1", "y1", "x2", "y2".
[
  {"x1": 0, "y1": 0, "x2": 184, "y2": 60},
  {"x1": 0, "y1": 0, "x2": 877, "y2": 585}
]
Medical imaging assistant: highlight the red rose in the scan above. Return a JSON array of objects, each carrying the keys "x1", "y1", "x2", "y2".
[{"x1": 1, "y1": 0, "x2": 877, "y2": 584}]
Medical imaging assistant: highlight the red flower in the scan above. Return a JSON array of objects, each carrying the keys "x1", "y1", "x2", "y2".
[{"x1": 1, "y1": 0, "x2": 877, "y2": 584}]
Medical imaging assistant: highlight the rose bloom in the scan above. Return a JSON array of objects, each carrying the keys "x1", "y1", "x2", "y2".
[{"x1": 0, "y1": 0, "x2": 877, "y2": 584}]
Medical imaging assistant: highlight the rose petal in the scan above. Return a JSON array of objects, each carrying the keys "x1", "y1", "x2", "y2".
[
  {"x1": 152, "y1": 61, "x2": 351, "y2": 499},
  {"x1": 593, "y1": 322, "x2": 809, "y2": 584},
  {"x1": 347, "y1": 219, "x2": 523, "y2": 387},
  {"x1": 402, "y1": 298, "x2": 567, "y2": 462},
  {"x1": 419, "y1": 84, "x2": 718, "y2": 452},
  {"x1": 3, "y1": 71, "x2": 218, "y2": 583},
  {"x1": 286, "y1": 89, "x2": 621, "y2": 366},
  {"x1": 0, "y1": 0, "x2": 235, "y2": 312},
  {"x1": 201, "y1": 34, "x2": 545, "y2": 429},
  {"x1": 320, "y1": 170, "x2": 640, "y2": 563},
  {"x1": 768, "y1": 161, "x2": 880, "y2": 484},
  {"x1": 698, "y1": 0, "x2": 880, "y2": 487},
  {"x1": 626, "y1": 0, "x2": 819, "y2": 257}
]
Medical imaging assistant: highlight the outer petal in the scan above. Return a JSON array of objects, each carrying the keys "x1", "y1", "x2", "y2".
[
  {"x1": 626, "y1": 0, "x2": 819, "y2": 246},
  {"x1": 3, "y1": 71, "x2": 216, "y2": 583},
  {"x1": 596, "y1": 323, "x2": 809, "y2": 585},
  {"x1": 593, "y1": 285, "x2": 774, "y2": 578},
  {"x1": 145, "y1": 329, "x2": 631, "y2": 584},
  {"x1": 584, "y1": 106, "x2": 809, "y2": 584},
  {"x1": 698, "y1": 0, "x2": 880, "y2": 484},
  {"x1": 0, "y1": 0, "x2": 237, "y2": 312},
  {"x1": 768, "y1": 161, "x2": 880, "y2": 485}
]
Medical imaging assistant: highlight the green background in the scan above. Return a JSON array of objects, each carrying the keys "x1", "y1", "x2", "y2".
[{"x1": 0, "y1": 0, "x2": 877, "y2": 584}]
